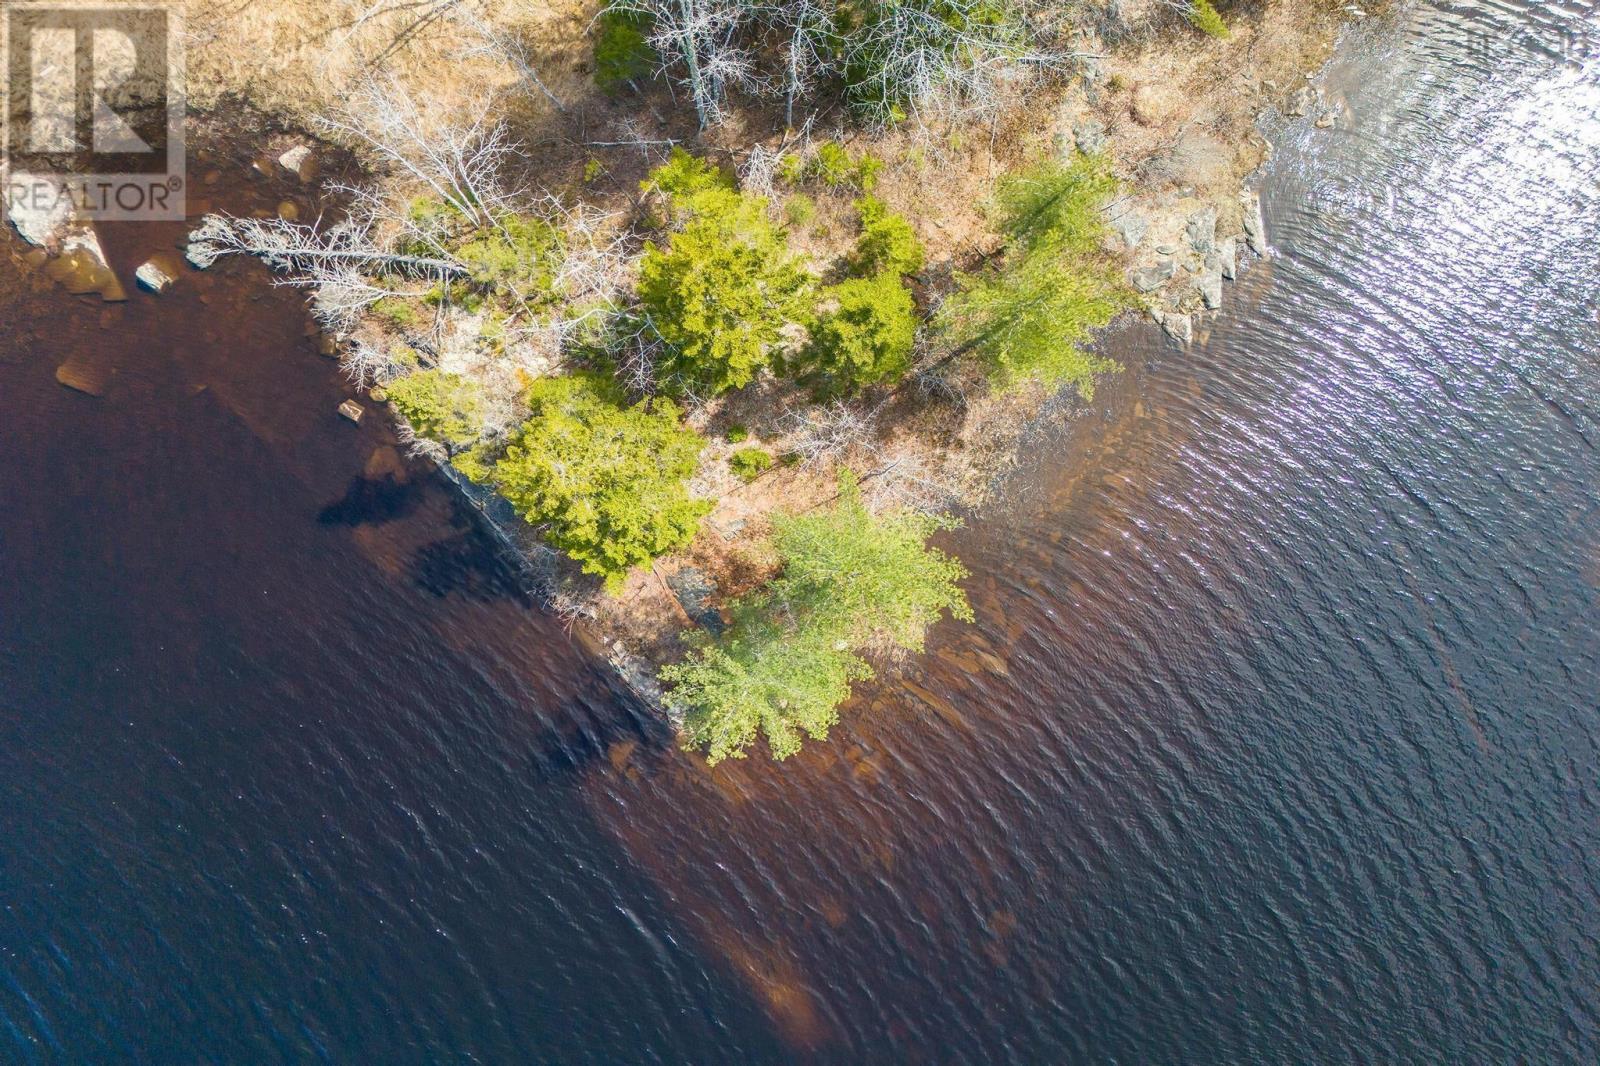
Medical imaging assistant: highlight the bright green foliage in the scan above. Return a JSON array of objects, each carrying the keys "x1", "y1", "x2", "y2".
[
  {"x1": 777, "y1": 153, "x2": 806, "y2": 185},
  {"x1": 450, "y1": 440, "x2": 498, "y2": 484},
  {"x1": 993, "y1": 152, "x2": 1120, "y2": 256},
  {"x1": 803, "y1": 142, "x2": 882, "y2": 191},
  {"x1": 942, "y1": 152, "x2": 1129, "y2": 394},
  {"x1": 373, "y1": 296, "x2": 422, "y2": 330},
  {"x1": 422, "y1": 279, "x2": 486, "y2": 314},
  {"x1": 783, "y1": 194, "x2": 817, "y2": 227},
  {"x1": 662, "y1": 614, "x2": 871, "y2": 764},
  {"x1": 725, "y1": 424, "x2": 750, "y2": 443},
  {"x1": 456, "y1": 214, "x2": 564, "y2": 304},
  {"x1": 593, "y1": 9, "x2": 656, "y2": 91},
  {"x1": 801, "y1": 272, "x2": 917, "y2": 395},
  {"x1": 662, "y1": 471, "x2": 971, "y2": 763},
  {"x1": 397, "y1": 196, "x2": 465, "y2": 259},
  {"x1": 849, "y1": 195, "x2": 924, "y2": 277},
  {"x1": 641, "y1": 148, "x2": 737, "y2": 220},
  {"x1": 767, "y1": 471, "x2": 972, "y2": 651},
  {"x1": 943, "y1": 254, "x2": 1125, "y2": 393},
  {"x1": 809, "y1": 142, "x2": 855, "y2": 186},
  {"x1": 1188, "y1": 0, "x2": 1230, "y2": 39},
  {"x1": 487, "y1": 374, "x2": 710, "y2": 590},
  {"x1": 637, "y1": 175, "x2": 813, "y2": 394},
  {"x1": 387, "y1": 369, "x2": 485, "y2": 447},
  {"x1": 729, "y1": 447, "x2": 774, "y2": 481}
]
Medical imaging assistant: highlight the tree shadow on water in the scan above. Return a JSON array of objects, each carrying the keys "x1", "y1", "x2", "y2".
[
  {"x1": 317, "y1": 473, "x2": 425, "y2": 526},
  {"x1": 411, "y1": 526, "x2": 534, "y2": 604}
]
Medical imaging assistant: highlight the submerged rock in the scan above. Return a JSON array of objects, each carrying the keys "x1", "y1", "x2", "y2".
[
  {"x1": 337, "y1": 399, "x2": 364, "y2": 424},
  {"x1": 56, "y1": 358, "x2": 110, "y2": 396},
  {"x1": 1286, "y1": 86, "x2": 1315, "y2": 118}
]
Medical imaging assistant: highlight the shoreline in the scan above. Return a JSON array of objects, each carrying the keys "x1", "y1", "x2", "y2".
[{"x1": 9, "y1": 0, "x2": 1387, "y2": 755}]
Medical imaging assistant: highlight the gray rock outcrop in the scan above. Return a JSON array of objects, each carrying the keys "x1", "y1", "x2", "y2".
[{"x1": 1240, "y1": 191, "x2": 1267, "y2": 256}]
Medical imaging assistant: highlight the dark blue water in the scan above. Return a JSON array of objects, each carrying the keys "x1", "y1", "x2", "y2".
[{"x1": 2, "y1": 1, "x2": 1598, "y2": 1061}]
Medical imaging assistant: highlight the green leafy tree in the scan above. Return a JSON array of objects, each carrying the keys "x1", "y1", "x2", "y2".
[
  {"x1": 662, "y1": 471, "x2": 971, "y2": 763},
  {"x1": 800, "y1": 272, "x2": 917, "y2": 396},
  {"x1": 641, "y1": 147, "x2": 737, "y2": 220},
  {"x1": 941, "y1": 252, "x2": 1125, "y2": 394},
  {"x1": 992, "y1": 152, "x2": 1120, "y2": 257},
  {"x1": 487, "y1": 374, "x2": 709, "y2": 590},
  {"x1": 729, "y1": 446, "x2": 774, "y2": 481},
  {"x1": 941, "y1": 152, "x2": 1130, "y2": 394},
  {"x1": 455, "y1": 214, "x2": 564, "y2": 306},
  {"x1": 661, "y1": 611, "x2": 870, "y2": 763},
  {"x1": 637, "y1": 179, "x2": 812, "y2": 393},
  {"x1": 849, "y1": 195, "x2": 924, "y2": 278},
  {"x1": 767, "y1": 471, "x2": 971, "y2": 651},
  {"x1": 593, "y1": 9, "x2": 657, "y2": 91},
  {"x1": 386, "y1": 369, "x2": 484, "y2": 446}
]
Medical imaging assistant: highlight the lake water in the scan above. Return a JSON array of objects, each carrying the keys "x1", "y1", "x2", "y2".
[{"x1": 1, "y1": 1, "x2": 1596, "y2": 1060}]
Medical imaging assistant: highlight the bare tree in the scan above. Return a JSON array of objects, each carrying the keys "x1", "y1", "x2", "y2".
[
  {"x1": 607, "y1": 0, "x2": 760, "y2": 128},
  {"x1": 185, "y1": 210, "x2": 461, "y2": 331},
  {"x1": 453, "y1": 5, "x2": 568, "y2": 115},
  {"x1": 765, "y1": 0, "x2": 837, "y2": 128},
  {"x1": 838, "y1": 0, "x2": 1074, "y2": 125},
  {"x1": 316, "y1": 74, "x2": 518, "y2": 228},
  {"x1": 783, "y1": 400, "x2": 879, "y2": 470}
]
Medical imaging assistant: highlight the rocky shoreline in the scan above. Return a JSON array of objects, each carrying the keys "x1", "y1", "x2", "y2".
[{"x1": 5, "y1": 0, "x2": 1384, "y2": 734}]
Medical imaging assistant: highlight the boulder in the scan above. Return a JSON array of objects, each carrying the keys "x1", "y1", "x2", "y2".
[
  {"x1": 1186, "y1": 206, "x2": 1217, "y2": 254},
  {"x1": 135, "y1": 259, "x2": 176, "y2": 293},
  {"x1": 337, "y1": 400, "x2": 364, "y2": 424},
  {"x1": 1131, "y1": 259, "x2": 1177, "y2": 293},
  {"x1": 56, "y1": 358, "x2": 110, "y2": 396},
  {"x1": 1072, "y1": 118, "x2": 1108, "y2": 155},
  {"x1": 278, "y1": 145, "x2": 318, "y2": 182},
  {"x1": 5, "y1": 179, "x2": 73, "y2": 246},
  {"x1": 1196, "y1": 268, "x2": 1224, "y2": 310},
  {"x1": 666, "y1": 566, "x2": 725, "y2": 635},
  {"x1": 1240, "y1": 192, "x2": 1267, "y2": 256},
  {"x1": 1215, "y1": 237, "x2": 1238, "y2": 280},
  {"x1": 1154, "y1": 310, "x2": 1193, "y2": 345},
  {"x1": 1106, "y1": 204, "x2": 1149, "y2": 251},
  {"x1": 1315, "y1": 112, "x2": 1336, "y2": 129}
]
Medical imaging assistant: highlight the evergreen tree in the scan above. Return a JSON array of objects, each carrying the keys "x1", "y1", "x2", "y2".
[
  {"x1": 487, "y1": 374, "x2": 709, "y2": 590},
  {"x1": 663, "y1": 472, "x2": 971, "y2": 763}
]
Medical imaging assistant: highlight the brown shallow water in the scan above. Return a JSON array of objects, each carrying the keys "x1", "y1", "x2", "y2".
[{"x1": 3, "y1": 1, "x2": 1599, "y2": 1061}]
